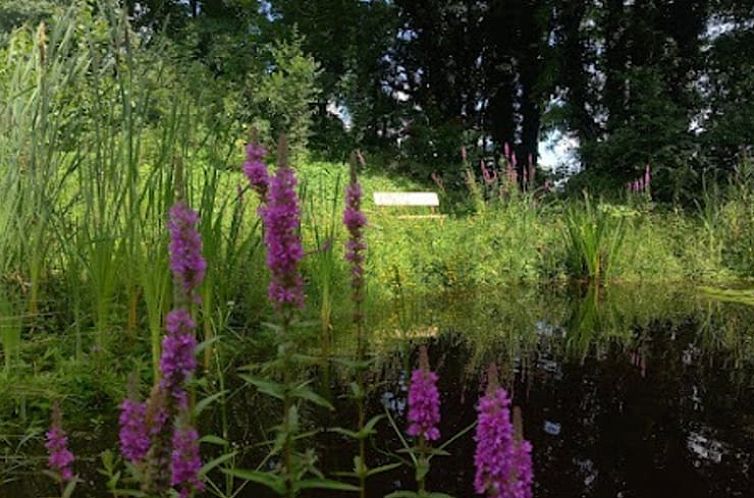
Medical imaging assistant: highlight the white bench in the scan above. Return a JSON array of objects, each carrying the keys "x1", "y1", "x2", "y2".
[{"x1": 373, "y1": 192, "x2": 444, "y2": 219}]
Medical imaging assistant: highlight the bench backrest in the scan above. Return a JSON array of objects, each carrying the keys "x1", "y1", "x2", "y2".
[{"x1": 373, "y1": 192, "x2": 440, "y2": 207}]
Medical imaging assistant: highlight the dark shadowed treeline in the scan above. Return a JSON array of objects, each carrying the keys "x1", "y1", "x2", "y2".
[{"x1": 2, "y1": 0, "x2": 754, "y2": 200}]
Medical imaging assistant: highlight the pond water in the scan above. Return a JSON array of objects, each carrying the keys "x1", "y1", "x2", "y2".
[{"x1": 3, "y1": 283, "x2": 754, "y2": 497}]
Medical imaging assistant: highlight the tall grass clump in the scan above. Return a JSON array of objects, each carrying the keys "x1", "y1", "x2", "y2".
[{"x1": 564, "y1": 193, "x2": 627, "y2": 281}]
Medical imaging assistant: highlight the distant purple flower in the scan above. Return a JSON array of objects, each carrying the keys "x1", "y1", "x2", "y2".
[
  {"x1": 168, "y1": 202, "x2": 206, "y2": 300},
  {"x1": 45, "y1": 403, "x2": 74, "y2": 482},
  {"x1": 160, "y1": 309, "x2": 198, "y2": 406},
  {"x1": 644, "y1": 164, "x2": 651, "y2": 192},
  {"x1": 407, "y1": 348, "x2": 441, "y2": 441},
  {"x1": 481, "y1": 160, "x2": 497, "y2": 184},
  {"x1": 243, "y1": 141, "x2": 269, "y2": 202},
  {"x1": 171, "y1": 423, "x2": 204, "y2": 498},
  {"x1": 119, "y1": 398, "x2": 150, "y2": 464},
  {"x1": 259, "y1": 165, "x2": 304, "y2": 309},
  {"x1": 507, "y1": 163, "x2": 518, "y2": 186},
  {"x1": 474, "y1": 383, "x2": 533, "y2": 498}
]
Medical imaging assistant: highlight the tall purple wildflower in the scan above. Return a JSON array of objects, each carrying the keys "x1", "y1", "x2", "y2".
[
  {"x1": 171, "y1": 423, "x2": 204, "y2": 498},
  {"x1": 407, "y1": 347, "x2": 441, "y2": 442},
  {"x1": 45, "y1": 403, "x2": 74, "y2": 482},
  {"x1": 168, "y1": 202, "x2": 206, "y2": 301},
  {"x1": 259, "y1": 161, "x2": 304, "y2": 309},
  {"x1": 474, "y1": 366, "x2": 533, "y2": 498},
  {"x1": 510, "y1": 441, "x2": 534, "y2": 498},
  {"x1": 243, "y1": 141, "x2": 270, "y2": 202},
  {"x1": 159, "y1": 309, "x2": 198, "y2": 406},
  {"x1": 119, "y1": 398, "x2": 150, "y2": 464},
  {"x1": 344, "y1": 164, "x2": 367, "y2": 292}
]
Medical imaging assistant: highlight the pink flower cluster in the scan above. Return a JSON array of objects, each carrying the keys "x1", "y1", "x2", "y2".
[
  {"x1": 45, "y1": 403, "x2": 75, "y2": 482},
  {"x1": 407, "y1": 367, "x2": 442, "y2": 441},
  {"x1": 260, "y1": 164, "x2": 305, "y2": 309},
  {"x1": 474, "y1": 385, "x2": 533, "y2": 498},
  {"x1": 168, "y1": 202, "x2": 207, "y2": 302},
  {"x1": 118, "y1": 199, "x2": 205, "y2": 495},
  {"x1": 626, "y1": 164, "x2": 652, "y2": 194},
  {"x1": 118, "y1": 398, "x2": 150, "y2": 463},
  {"x1": 344, "y1": 178, "x2": 367, "y2": 287},
  {"x1": 243, "y1": 141, "x2": 270, "y2": 202}
]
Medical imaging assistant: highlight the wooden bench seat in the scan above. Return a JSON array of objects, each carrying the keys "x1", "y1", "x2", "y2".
[{"x1": 373, "y1": 192, "x2": 445, "y2": 219}]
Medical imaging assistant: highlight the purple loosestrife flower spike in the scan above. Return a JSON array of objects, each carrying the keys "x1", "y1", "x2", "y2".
[
  {"x1": 45, "y1": 402, "x2": 74, "y2": 482},
  {"x1": 511, "y1": 440, "x2": 534, "y2": 498},
  {"x1": 259, "y1": 136, "x2": 305, "y2": 309},
  {"x1": 119, "y1": 398, "x2": 150, "y2": 464},
  {"x1": 168, "y1": 202, "x2": 206, "y2": 301},
  {"x1": 344, "y1": 162, "x2": 367, "y2": 292},
  {"x1": 171, "y1": 422, "x2": 204, "y2": 498},
  {"x1": 160, "y1": 309, "x2": 198, "y2": 406},
  {"x1": 243, "y1": 140, "x2": 270, "y2": 202},
  {"x1": 474, "y1": 365, "x2": 534, "y2": 498},
  {"x1": 407, "y1": 346, "x2": 441, "y2": 441}
]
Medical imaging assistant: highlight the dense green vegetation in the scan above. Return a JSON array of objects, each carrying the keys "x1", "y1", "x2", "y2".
[{"x1": 1, "y1": 1, "x2": 754, "y2": 497}]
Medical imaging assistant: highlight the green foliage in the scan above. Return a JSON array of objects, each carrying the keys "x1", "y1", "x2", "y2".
[
  {"x1": 563, "y1": 194, "x2": 627, "y2": 281},
  {"x1": 249, "y1": 33, "x2": 321, "y2": 159}
]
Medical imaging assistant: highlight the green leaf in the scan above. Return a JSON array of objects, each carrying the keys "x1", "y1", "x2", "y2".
[
  {"x1": 291, "y1": 384, "x2": 334, "y2": 410},
  {"x1": 108, "y1": 490, "x2": 147, "y2": 497},
  {"x1": 427, "y1": 448, "x2": 450, "y2": 457},
  {"x1": 427, "y1": 493, "x2": 455, "y2": 498},
  {"x1": 195, "y1": 335, "x2": 222, "y2": 355},
  {"x1": 222, "y1": 468, "x2": 285, "y2": 494},
  {"x1": 200, "y1": 434, "x2": 229, "y2": 446},
  {"x1": 350, "y1": 382, "x2": 365, "y2": 399},
  {"x1": 291, "y1": 353, "x2": 324, "y2": 365},
  {"x1": 330, "y1": 427, "x2": 360, "y2": 439},
  {"x1": 360, "y1": 414, "x2": 385, "y2": 437},
  {"x1": 333, "y1": 357, "x2": 373, "y2": 369},
  {"x1": 194, "y1": 390, "x2": 228, "y2": 416},
  {"x1": 61, "y1": 478, "x2": 79, "y2": 498},
  {"x1": 385, "y1": 491, "x2": 421, "y2": 498},
  {"x1": 296, "y1": 478, "x2": 361, "y2": 492},
  {"x1": 366, "y1": 462, "x2": 403, "y2": 477},
  {"x1": 240, "y1": 375, "x2": 285, "y2": 400},
  {"x1": 200, "y1": 452, "x2": 237, "y2": 477}
]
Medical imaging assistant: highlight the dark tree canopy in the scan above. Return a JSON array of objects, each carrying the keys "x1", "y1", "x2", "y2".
[{"x1": 4, "y1": 0, "x2": 754, "y2": 198}]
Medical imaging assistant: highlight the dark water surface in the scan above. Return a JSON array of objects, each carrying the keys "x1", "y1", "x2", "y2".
[{"x1": 4, "y1": 284, "x2": 754, "y2": 497}]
